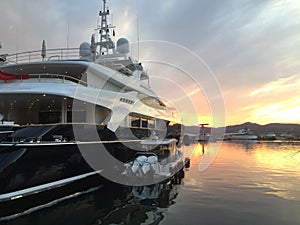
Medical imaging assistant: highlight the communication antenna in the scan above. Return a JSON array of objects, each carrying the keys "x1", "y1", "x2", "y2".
[
  {"x1": 41, "y1": 40, "x2": 46, "y2": 60},
  {"x1": 136, "y1": 8, "x2": 140, "y2": 60},
  {"x1": 0, "y1": 40, "x2": 7, "y2": 64},
  {"x1": 98, "y1": 0, "x2": 115, "y2": 55},
  {"x1": 66, "y1": 13, "x2": 70, "y2": 51}
]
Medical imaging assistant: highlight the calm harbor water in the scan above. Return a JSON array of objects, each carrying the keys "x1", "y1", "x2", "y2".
[{"x1": 1, "y1": 141, "x2": 300, "y2": 225}]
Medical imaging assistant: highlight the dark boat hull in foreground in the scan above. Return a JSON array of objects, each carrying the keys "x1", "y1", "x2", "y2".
[
  {"x1": 0, "y1": 123, "x2": 183, "y2": 218},
  {"x1": 0, "y1": 173, "x2": 104, "y2": 220}
]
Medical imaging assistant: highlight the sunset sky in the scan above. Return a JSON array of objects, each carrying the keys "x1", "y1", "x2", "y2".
[{"x1": 1, "y1": 0, "x2": 299, "y2": 126}]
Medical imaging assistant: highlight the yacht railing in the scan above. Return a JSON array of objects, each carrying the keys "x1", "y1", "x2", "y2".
[
  {"x1": 4, "y1": 48, "x2": 80, "y2": 64},
  {"x1": 7, "y1": 73, "x2": 88, "y2": 86}
]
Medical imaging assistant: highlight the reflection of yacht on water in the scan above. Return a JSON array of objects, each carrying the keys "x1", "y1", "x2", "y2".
[
  {"x1": 98, "y1": 169, "x2": 184, "y2": 225},
  {"x1": 0, "y1": 0, "x2": 184, "y2": 217},
  {"x1": 224, "y1": 129, "x2": 258, "y2": 140},
  {"x1": 0, "y1": 169, "x2": 185, "y2": 223}
]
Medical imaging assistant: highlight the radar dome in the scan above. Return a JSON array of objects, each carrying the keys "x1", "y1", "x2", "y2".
[
  {"x1": 116, "y1": 38, "x2": 130, "y2": 54},
  {"x1": 79, "y1": 42, "x2": 92, "y2": 58}
]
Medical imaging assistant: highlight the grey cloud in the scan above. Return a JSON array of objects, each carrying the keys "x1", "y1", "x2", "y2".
[
  {"x1": 0, "y1": 0, "x2": 99, "y2": 52},
  {"x1": 1, "y1": 0, "x2": 299, "y2": 92}
]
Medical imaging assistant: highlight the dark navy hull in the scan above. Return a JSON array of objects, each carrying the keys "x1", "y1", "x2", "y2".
[
  {"x1": 0, "y1": 168, "x2": 185, "y2": 221},
  {"x1": 0, "y1": 142, "x2": 137, "y2": 195},
  {"x1": 0, "y1": 173, "x2": 104, "y2": 219},
  {"x1": 0, "y1": 140, "x2": 142, "y2": 219},
  {"x1": 0, "y1": 123, "x2": 183, "y2": 218}
]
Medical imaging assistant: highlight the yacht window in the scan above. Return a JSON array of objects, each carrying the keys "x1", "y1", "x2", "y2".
[
  {"x1": 141, "y1": 118, "x2": 148, "y2": 128},
  {"x1": 39, "y1": 112, "x2": 60, "y2": 124},
  {"x1": 130, "y1": 116, "x2": 140, "y2": 127},
  {"x1": 148, "y1": 119, "x2": 155, "y2": 129},
  {"x1": 137, "y1": 94, "x2": 166, "y2": 109},
  {"x1": 0, "y1": 94, "x2": 110, "y2": 125},
  {"x1": 68, "y1": 111, "x2": 86, "y2": 123}
]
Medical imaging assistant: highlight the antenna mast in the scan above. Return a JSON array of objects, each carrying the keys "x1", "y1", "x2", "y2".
[
  {"x1": 136, "y1": 9, "x2": 140, "y2": 61},
  {"x1": 98, "y1": 0, "x2": 115, "y2": 55}
]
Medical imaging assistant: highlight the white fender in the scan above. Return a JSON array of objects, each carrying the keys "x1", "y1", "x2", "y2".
[
  {"x1": 148, "y1": 155, "x2": 158, "y2": 164},
  {"x1": 136, "y1": 156, "x2": 148, "y2": 165},
  {"x1": 142, "y1": 162, "x2": 151, "y2": 174},
  {"x1": 148, "y1": 155, "x2": 159, "y2": 173},
  {"x1": 131, "y1": 160, "x2": 140, "y2": 174}
]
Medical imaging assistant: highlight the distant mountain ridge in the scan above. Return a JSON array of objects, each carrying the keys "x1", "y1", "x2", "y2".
[
  {"x1": 184, "y1": 122, "x2": 300, "y2": 137},
  {"x1": 224, "y1": 122, "x2": 300, "y2": 136}
]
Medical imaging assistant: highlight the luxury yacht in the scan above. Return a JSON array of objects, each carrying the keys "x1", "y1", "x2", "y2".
[
  {"x1": 0, "y1": 0, "x2": 184, "y2": 217},
  {"x1": 224, "y1": 129, "x2": 257, "y2": 140}
]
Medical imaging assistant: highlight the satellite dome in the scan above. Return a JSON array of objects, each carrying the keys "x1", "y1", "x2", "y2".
[
  {"x1": 116, "y1": 38, "x2": 130, "y2": 54},
  {"x1": 79, "y1": 42, "x2": 92, "y2": 58}
]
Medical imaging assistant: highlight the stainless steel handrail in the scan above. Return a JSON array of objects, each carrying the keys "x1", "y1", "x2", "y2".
[
  {"x1": 23, "y1": 73, "x2": 88, "y2": 86},
  {"x1": 5, "y1": 48, "x2": 80, "y2": 64}
]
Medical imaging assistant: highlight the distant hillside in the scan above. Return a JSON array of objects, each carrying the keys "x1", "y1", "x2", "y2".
[
  {"x1": 224, "y1": 122, "x2": 300, "y2": 136},
  {"x1": 184, "y1": 122, "x2": 300, "y2": 137}
]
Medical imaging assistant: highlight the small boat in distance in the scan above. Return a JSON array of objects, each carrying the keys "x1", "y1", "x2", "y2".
[
  {"x1": 261, "y1": 132, "x2": 277, "y2": 140},
  {"x1": 224, "y1": 129, "x2": 258, "y2": 140}
]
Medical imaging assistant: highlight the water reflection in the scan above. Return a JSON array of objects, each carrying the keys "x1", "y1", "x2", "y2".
[
  {"x1": 161, "y1": 141, "x2": 300, "y2": 225},
  {"x1": 2, "y1": 169, "x2": 184, "y2": 225},
  {"x1": 250, "y1": 142, "x2": 300, "y2": 200},
  {"x1": 226, "y1": 140, "x2": 257, "y2": 150},
  {"x1": 2, "y1": 142, "x2": 300, "y2": 225},
  {"x1": 97, "y1": 169, "x2": 184, "y2": 225},
  {"x1": 194, "y1": 141, "x2": 300, "y2": 198}
]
